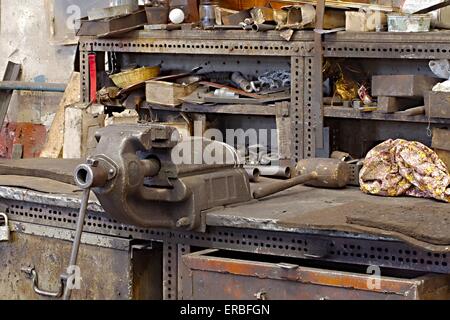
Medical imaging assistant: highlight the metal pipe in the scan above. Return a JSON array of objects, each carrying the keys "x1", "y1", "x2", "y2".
[
  {"x1": 62, "y1": 188, "x2": 91, "y2": 300},
  {"x1": 204, "y1": 25, "x2": 244, "y2": 30},
  {"x1": 252, "y1": 24, "x2": 276, "y2": 32},
  {"x1": 246, "y1": 165, "x2": 291, "y2": 179},
  {"x1": 231, "y1": 72, "x2": 253, "y2": 93},
  {"x1": 0, "y1": 81, "x2": 67, "y2": 92},
  {"x1": 245, "y1": 167, "x2": 261, "y2": 182}
]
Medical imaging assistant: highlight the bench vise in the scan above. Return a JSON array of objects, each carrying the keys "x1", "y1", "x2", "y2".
[{"x1": 74, "y1": 124, "x2": 251, "y2": 232}]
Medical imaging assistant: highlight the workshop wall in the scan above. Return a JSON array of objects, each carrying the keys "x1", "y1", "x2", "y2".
[{"x1": 0, "y1": 0, "x2": 77, "y2": 126}]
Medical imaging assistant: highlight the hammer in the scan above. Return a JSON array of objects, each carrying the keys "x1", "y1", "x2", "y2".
[{"x1": 253, "y1": 158, "x2": 350, "y2": 199}]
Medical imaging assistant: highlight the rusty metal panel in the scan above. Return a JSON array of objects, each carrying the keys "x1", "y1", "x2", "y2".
[
  {"x1": 0, "y1": 224, "x2": 163, "y2": 300},
  {"x1": 0, "y1": 232, "x2": 131, "y2": 299},
  {"x1": 181, "y1": 250, "x2": 450, "y2": 300}
]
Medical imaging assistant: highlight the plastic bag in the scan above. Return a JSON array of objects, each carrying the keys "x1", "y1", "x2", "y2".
[{"x1": 429, "y1": 59, "x2": 450, "y2": 79}]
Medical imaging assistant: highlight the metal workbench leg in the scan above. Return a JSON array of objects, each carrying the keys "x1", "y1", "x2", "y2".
[
  {"x1": 163, "y1": 242, "x2": 191, "y2": 300},
  {"x1": 163, "y1": 242, "x2": 178, "y2": 300},
  {"x1": 291, "y1": 56, "x2": 305, "y2": 162},
  {"x1": 177, "y1": 244, "x2": 191, "y2": 300}
]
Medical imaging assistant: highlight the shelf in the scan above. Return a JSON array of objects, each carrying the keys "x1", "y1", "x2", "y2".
[
  {"x1": 150, "y1": 103, "x2": 277, "y2": 116},
  {"x1": 324, "y1": 106, "x2": 450, "y2": 124}
]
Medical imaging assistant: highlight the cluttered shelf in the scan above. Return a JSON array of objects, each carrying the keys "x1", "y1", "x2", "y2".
[
  {"x1": 151, "y1": 102, "x2": 278, "y2": 116},
  {"x1": 324, "y1": 106, "x2": 450, "y2": 124},
  {"x1": 89, "y1": 29, "x2": 450, "y2": 44}
]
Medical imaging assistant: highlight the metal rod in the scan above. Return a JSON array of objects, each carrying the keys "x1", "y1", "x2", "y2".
[
  {"x1": 0, "y1": 81, "x2": 67, "y2": 92},
  {"x1": 253, "y1": 172, "x2": 317, "y2": 199},
  {"x1": 313, "y1": 0, "x2": 325, "y2": 150},
  {"x1": 245, "y1": 165, "x2": 291, "y2": 179},
  {"x1": 62, "y1": 188, "x2": 91, "y2": 300}
]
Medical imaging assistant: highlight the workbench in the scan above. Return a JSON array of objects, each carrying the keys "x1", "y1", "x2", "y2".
[
  {"x1": 0, "y1": 174, "x2": 449, "y2": 299},
  {"x1": 3, "y1": 30, "x2": 450, "y2": 300}
]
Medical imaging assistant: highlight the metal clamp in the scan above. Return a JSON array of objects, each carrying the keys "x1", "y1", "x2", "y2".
[{"x1": 21, "y1": 266, "x2": 64, "y2": 299}]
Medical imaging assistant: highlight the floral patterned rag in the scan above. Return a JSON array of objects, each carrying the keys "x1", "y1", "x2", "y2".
[{"x1": 359, "y1": 139, "x2": 450, "y2": 203}]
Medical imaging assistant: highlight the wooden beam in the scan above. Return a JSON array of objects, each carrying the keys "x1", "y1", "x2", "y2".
[
  {"x1": 40, "y1": 72, "x2": 81, "y2": 159},
  {"x1": 0, "y1": 62, "x2": 22, "y2": 128}
]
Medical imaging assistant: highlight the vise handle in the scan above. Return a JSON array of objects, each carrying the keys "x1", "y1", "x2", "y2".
[{"x1": 253, "y1": 172, "x2": 317, "y2": 199}]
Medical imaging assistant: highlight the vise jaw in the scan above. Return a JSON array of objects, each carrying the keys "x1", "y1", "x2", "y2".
[{"x1": 74, "y1": 124, "x2": 251, "y2": 232}]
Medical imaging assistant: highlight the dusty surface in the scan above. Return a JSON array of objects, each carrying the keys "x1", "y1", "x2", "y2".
[{"x1": 207, "y1": 178, "x2": 450, "y2": 252}]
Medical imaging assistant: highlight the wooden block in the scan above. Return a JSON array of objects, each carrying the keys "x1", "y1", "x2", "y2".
[
  {"x1": 40, "y1": 72, "x2": 80, "y2": 158},
  {"x1": 146, "y1": 77, "x2": 200, "y2": 107},
  {"x1": 63, "y1": 103, "x2": 105, "y2": 159},
  {"x1": 377, "y1": 96, "x2": 421, "y2": 113},
  {"x1": 432, "y1": 128, "x2": 450, "y2": 151},
  {"x1": 436, "y1": 149, "x2": 450, "y2": 171},
  {"x1": 276, "y1": 102, "x2": 292, "y2": 161},
  {"x1": 372, "y1": 75, "x2": 439, "y2": 98},
  {"x1": 346, "y1": 11, "x2": 386, "y2": 32},
  {"x1": 425, "y1": 91, "x2": 450, "y2": 119}
]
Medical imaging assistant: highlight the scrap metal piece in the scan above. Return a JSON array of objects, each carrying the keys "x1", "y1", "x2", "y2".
[
  {"x1": 222, "y1": 9, "x2": 251, "y2": 25},
  {"x1": 252, "y1": 23, "x2": 277, "y2": 31},
  {"x1": 231, "y1": 72, "x2": 253, "y2": 93},
  {"x1": 250, "y1": 7, "x2": 275, "y2": 25}
]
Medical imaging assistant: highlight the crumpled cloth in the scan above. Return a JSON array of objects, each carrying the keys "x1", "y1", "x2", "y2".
[{"x1": 359, "y1": 139, "x2": 450, "y2": 203}]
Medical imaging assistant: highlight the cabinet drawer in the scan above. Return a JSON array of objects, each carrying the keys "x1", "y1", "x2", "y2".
[{"x1": 180, "y1": 249, "x2": 450, "y2": 300}]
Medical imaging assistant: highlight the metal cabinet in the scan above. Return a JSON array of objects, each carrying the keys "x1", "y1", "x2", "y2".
[
  {"x1": 0, "y1": 222, "x2": 162, "y2": 300},
  {"x1": 180, "y1": 249, "x2": 450, "y2": 300}
]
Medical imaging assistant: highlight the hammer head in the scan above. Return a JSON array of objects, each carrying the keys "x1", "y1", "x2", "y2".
[{"x1": 296, "y1": 158, "x2": 350, "y2": 189}]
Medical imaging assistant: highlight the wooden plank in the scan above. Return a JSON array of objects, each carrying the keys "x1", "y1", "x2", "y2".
[
  {"x1": 432, "y1": 128, "x2": 450, "y2": 151},
  {"x1": 372, "y1": 75, "x2": 439, "y2": 98},
  {"x1": 270, "y1": 0, "x2": 394, "y2": 12},
  {"x1": 40, "y1": 72, "x2": 81, "y2": 159},
  {"x1": 0, "y1": 62, "x2": 21, "y2": 128},
  {"x1": 324, "y1": 106, "x2": 450, "y2": 124},
  {"x1": 63, "y1": 103, "x2": 105, "y2": 159},
  {"x1": 377, "y1": 96, "x2": 422, "y2": 114},
  {"x1": 276, "y1": 102, "x2": 292, "y2": 161},
  {"x1": 425, "y1": 91, "x2": 450, "y2": 119}
]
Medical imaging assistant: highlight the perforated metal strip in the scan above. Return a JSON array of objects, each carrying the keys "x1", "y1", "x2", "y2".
[
  {"x1": 291, "y1": 56, "x2": 305, "y2": 162},
  {"x1": 5, "y1": 200, "x2": 450, "y2": 274},
  {"x1": 80, "y1": 39, "x2": 313, "y2": 57},
  {"x1": 304, "y1": 57, "x2": 315, "y2": 158},
  {"x1": 323, "y1": 42, "x2": 450, "y2": 59}
]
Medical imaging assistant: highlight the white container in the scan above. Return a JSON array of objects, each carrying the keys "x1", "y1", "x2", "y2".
[{"x1": 388, "y1": 14, "x2": 432, "y2": 32}]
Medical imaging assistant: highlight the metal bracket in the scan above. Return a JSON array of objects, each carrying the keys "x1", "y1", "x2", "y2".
[{"x1": 21, "y1": 266, "x2": 65, "y2": 299}]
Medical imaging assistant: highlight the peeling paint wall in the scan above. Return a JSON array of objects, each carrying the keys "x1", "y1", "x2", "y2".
[{"x1": 0, "y1": 0, "x2": 77, "y2": 126}]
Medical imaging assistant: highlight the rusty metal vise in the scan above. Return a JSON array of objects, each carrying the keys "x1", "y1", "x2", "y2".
[{"x1": 74, "y1": 124, "x2": 251, "y2": 232}]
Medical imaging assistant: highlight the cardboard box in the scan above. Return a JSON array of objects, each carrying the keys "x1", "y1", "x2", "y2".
[
  {"x1": 372, "y1": 75, "x2": 439, "y2": 98},
  {"x1": 146, "y1": 76, "x2": 200, "y2": 107}
]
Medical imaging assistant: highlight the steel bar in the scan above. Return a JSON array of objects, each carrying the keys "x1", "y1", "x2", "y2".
[
  {"x1": 312, "y1": 0, "x2": 325, "y2": 150},
  {"x1": 62, "y1": 188, "x2": 91, "y2": 300},
  {"x1": 0, "y1": 81, "x2": 67, "y2": 93},
  {"x1": 0, "y1": 62, "x2": 21, "y2": 128}
]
